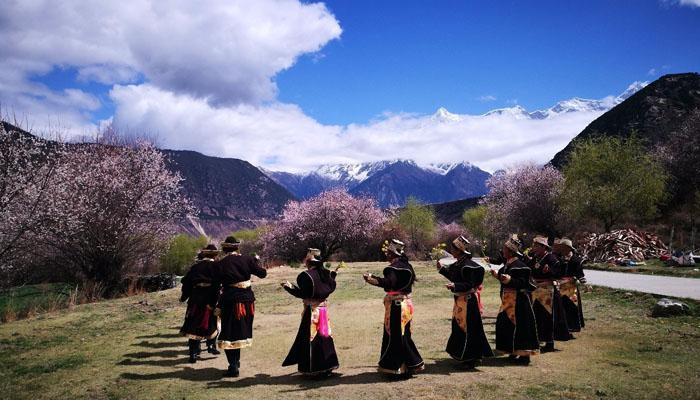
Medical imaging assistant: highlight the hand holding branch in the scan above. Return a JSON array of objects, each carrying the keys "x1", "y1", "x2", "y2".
[{"x1": 363, "y1": 273, "x2": 379, "y2": 286}]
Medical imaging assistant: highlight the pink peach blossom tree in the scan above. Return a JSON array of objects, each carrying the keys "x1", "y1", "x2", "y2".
[
  {"x1": 262, "y1": 188, "x2": 387, "y2": 262},
  {"x1": 41, "y1": 136, "x2": 193, "y2": 295}
]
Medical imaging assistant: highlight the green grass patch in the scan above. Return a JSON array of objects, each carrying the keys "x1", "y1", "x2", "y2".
[
  {"x1": 0, "y1": 262, "x2": 698, "y2": 400},
  {"x1": 8, "y1": 355, "x2": 87, "y2": 377},
  {"x1": 0, "y1": 283, "x2": 75, "y2": 322}
]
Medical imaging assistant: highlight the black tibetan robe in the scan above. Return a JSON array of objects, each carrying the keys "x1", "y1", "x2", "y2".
[
  {"x1": 439, "y1": 257, "x2": 493, "y2": 362},
  {"x1": 213, "y1": 254, "x2": 267, "y2": 350},
  {"x1": 556, "y1": 253, "x2": 586, "y2": 332},
  {"x1": 179, "y1": 260, "x2": 221, "y2": 340},
  {"x1": 374, "y1": 260, "x2": 424, "y2": 374},
  {"x1": 528, "y1": 252, "x2": 570, "y2": 343},
  {"x1": 282, "y1": 267, "x2": 340, "y2": 375},
  {"x1": 495, "y1": 259, "x2": 540, "y2": 356}
]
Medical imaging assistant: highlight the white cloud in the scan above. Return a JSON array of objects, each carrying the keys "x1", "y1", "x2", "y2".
[
  {"x1": 0, "y1": 0, "x2": 626, "y2": 174},
  {"x1": 678, "y1": 0, "x2": 700, "y2": 7},
  {"x1": 0, "y1": 0, "x2": 341, "y2": 132},
  {"x1": 109, "y1": 84, "x2": 605, "y2": 173},
  {"x1": 477, "y1": 95, "x2": 497, "y2": 102},
  {"x1": 648, "y1": 68, "x2": 657, "y2": 76}
]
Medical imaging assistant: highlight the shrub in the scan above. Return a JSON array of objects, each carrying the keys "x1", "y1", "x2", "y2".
[
  {"x1": 160, "y1": 234, "x2": 208, "y2": 275},
  {"x1": 395, "y1": 197, "x2": 436, "y2": 253}
]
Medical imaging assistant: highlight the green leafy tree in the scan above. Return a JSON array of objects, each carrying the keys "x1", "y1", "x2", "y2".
[
  {"x1": 659, "y1": 109, "x2": 700, "y2": 228},
  {"x1": 462, "y1": 205, "x2": 491, "y2": 254},
  {"x1": 395, "y1": 197, "x2": 436, "y2": 251},
  {"x1": 559, "y1": 134, "x2": 668, "y2": 232},
  {"x1": 159, "y1": 234, "x2": 208, "y2": 275},
  {"x1": 228, "y1": 227, "x2": 264, "y2": 256}
]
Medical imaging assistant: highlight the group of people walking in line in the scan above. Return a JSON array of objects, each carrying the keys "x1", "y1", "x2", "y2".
[{"x1": 178, "y1": 233, "x2": 587, "y2": 378}]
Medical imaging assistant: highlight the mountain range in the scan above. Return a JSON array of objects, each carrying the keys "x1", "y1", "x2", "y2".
[
  {"x1": 7, "y1": 75, "x2": 693, "y2": 236},
  {"x1": 163, "y1": 150, "x2": 296, "y2": 237},
  {"x1": 264, "y1": 160, "x2": 491, "y2": 208},
  {"x1": 432, "y1": 81, "x2": 647, "y2": 122},
  {"x1": 550, "y1": 73, "x2": 700, "y2": 168}
]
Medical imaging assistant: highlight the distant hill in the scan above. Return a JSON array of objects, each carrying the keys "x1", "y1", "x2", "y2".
[
  {"x1": 163, "y1": 150, "x2": 296, "y2": 238},
  {"x1": 550, "y1": 73, "x2": 700, "y2": 168},
  {"x1": 428, "y1": 196, "x2": 483, "y2": 224},
  {"x1": 265, "y1": 160, "x2": 491, "y2": 208},
  {"x1": 0, "y1": 122, "x2": 296, "y2": 239}
]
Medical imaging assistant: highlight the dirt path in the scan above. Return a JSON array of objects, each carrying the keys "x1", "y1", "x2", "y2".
[
  {"x1": 476, "y1": 257, "x2": 700, "y2": 300},
  {"x1": 583, "y1": 269, "x2": 700, "y2": 300}
]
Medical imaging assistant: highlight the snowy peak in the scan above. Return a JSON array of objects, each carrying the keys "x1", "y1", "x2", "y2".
[
  {"x1": 483, "y1": 105, "x2": 530, "y2": 119},
  {"x1": 431, "y1": 107, "x2": 462, "y2": 122},
  {"x1": 423, "y1": 161, "x2": 475, "y2": 175},
  {"x1": 436, "y1": 80, "x2": 648, "y2": 121},
  {"x1": 617, "y1": 81, "x2": 649, "y2": 101},
  {"x1": 262, "y1": 159, "x2": 490, "y2": 206},
  {"x1": 316, "y1": 160, "x2": 391, "y2": 183}
]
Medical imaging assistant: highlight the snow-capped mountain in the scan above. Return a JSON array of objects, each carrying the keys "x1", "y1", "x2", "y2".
[
  {"x1": 430, "y1": 107, "x2": 462, "y2": 122},
  {"x1": 478, "y1": 81, "x2": 649, "y2": 120},
  {"x1": 262, "y1": 81, "x2": 650, "y2": 207},
  {"x1": 263, "y1": 159, "x2": 491, "y2": 207}
]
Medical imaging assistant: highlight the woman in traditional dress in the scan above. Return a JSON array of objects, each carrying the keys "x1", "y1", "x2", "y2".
[
  {"x1": 179, "y1": 244, "x2": 221, "y2": 363},
  {"x1": 363, "y1": 239, "x2": 424, "y2": 375},
  {"x1": 437, "y1": 235, "x2": 493, "y2": 367},
  {"x1": 553, "y1": 237, "x2": 586, "y2": 336},
  {"x1": 213, "y1": 236, "x2": 267, "y2": 377},
  {"x1": 489, "y1": 235, "x2": 539, "y2": 365},
  {"x1": 526, "y1": 235, "x2": 569, "y2": 352},
  {"x1": 281, "y1": 248, "x2": 340, "y2": 376}
]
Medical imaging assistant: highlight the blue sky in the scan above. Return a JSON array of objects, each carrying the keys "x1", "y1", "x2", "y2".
[
  {"x1": 277, "y1": 0, "x2": 700, "y2": 125},
  {"x1": 0, "y1": 0, "x2": 698, "y2": 172}
]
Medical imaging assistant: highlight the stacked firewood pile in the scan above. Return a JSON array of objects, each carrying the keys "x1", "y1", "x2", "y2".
[{"x1": 578, "y1": 229, "x2": 668, "y2": 264}]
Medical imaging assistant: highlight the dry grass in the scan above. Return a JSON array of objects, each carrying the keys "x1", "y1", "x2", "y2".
[{"x1": 0, "y1": 261, "x2": 699, "y2": 400}]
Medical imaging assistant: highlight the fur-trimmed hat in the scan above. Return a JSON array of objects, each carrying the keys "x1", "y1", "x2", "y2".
[
  {"x1": 384, "y1": 239, "x2": 405, "y2": 257},
  {"x1": 201, "y1": 244, "x2": 219, "y2": 256},
  {"x1": 305, "y1": 248, "x2": 321, "y2": 261},
  {"x1": 451, "y1": 235, "x2": 471, "y2": 255},
  {"x1": 532, "y1": 235, "x2": 551, "y2": 249},
  {"x1": 503, "y1": 234, "x2": 523, "y2": 256},
  {"x1": 554, "y1": 237, "x2": 576, "y2": 251},
  {"x1": 306, "y1": 252, "x2": 324, "y2": 268},
  {"x1": 221, "y1": 236, "x2": 241, "y2": 249}
]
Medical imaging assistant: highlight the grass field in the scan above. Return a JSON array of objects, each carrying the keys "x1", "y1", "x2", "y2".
[
  {"x1": 586, "y1": 258, "x2": 700, "y2": 279},
  {"x1": 0, "y1": 283, "x2": 75, "y2": 322},
  {"x1": 1, "y1": 261, "x2": 699, "y2": 400}
]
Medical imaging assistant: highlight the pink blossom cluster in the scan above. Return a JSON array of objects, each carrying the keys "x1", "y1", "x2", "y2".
[
  {"x1": 483, "y1": 162, "x2": 564, "y2": 239},
  {"x1": 1, "y1": 123, "x2": 193, "y2": 292},
  {"x1": 261, "y1": 188, "x2": 387, "y2": 261},
  {"x1": 0, "y1": 124, "x2": 61, "y2": 277}
]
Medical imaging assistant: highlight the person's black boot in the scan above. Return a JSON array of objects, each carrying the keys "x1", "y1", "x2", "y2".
[
  {"x1": 515, "y1": 356, "x2": 531, "y2": 366},
  {"x1": 188, "y1": 340, "x2": 199, "y2": 364},
  {"x1": 206, "y1": 339, "x2": 220, "y2": 355},
  {"x1": 508, "y1": 354, "x2": 518, "y2": 363},
  {"x1": 541, "y1": 342, "x2": 555, "y2": 353},
  {"x1": 223, "y1": 366, "x2": 239, "y2": 377},
  {"x1": 224, "y1": 349, "x2": 241, "y2": 377}
]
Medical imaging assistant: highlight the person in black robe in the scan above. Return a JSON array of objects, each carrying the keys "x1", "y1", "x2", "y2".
[
  {"x1": 553, "y1": 237, "x2": 586, "y2": 335},
  {"x1": 281, "y1": 248, "x2": 340, "y2": 376},
  {"x1": 489, "y1": 235, "x2": 539, "y2": 365},
  {"x1": 363, "y1": 239, "x2": 424, "y2": 376},
  {"x1": 525, "y1": 235, "x2": 569, "y2": 352},
  {"x1": 437, "y1": 235, "x2": 493, "y2": 367},
  {"x1": 179, "y1": 244, "x2": 221, "y2": 363},
  {"x1": 213, "y1": 236, "x2": 267, "y2": 377}
]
